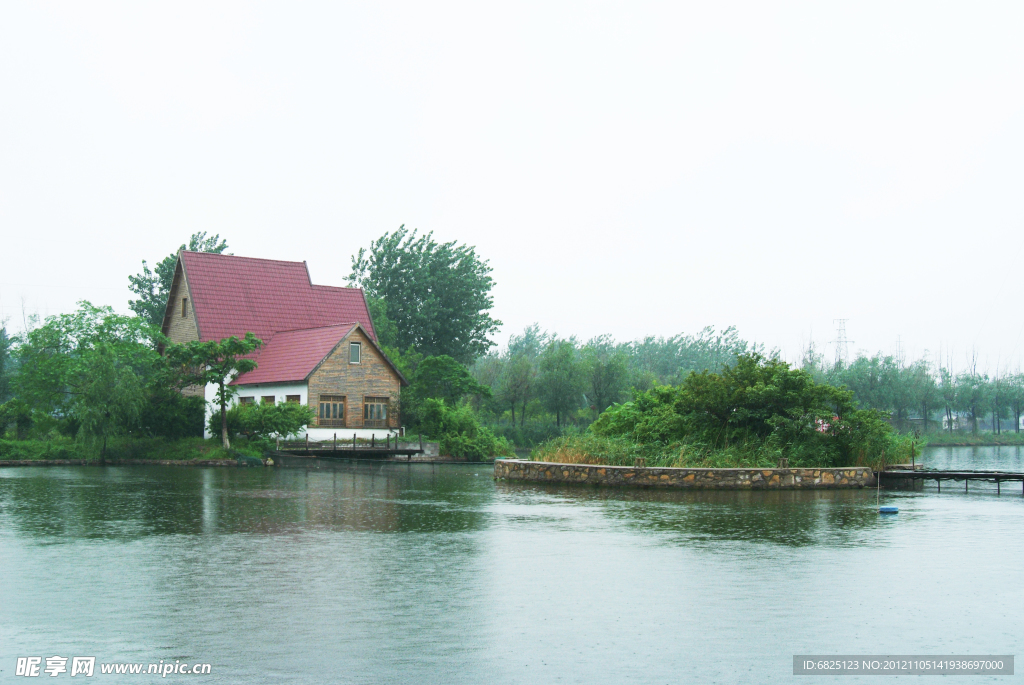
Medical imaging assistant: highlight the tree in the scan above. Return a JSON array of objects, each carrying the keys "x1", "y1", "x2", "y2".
[
  {"x1": 410, "y1": 355, "x2": 491, "y2": 407},
  {"x1": 538, "y1": 339, "x2": 582, "y2": 427},
  {"x1": 955, "y1": 366, "x2": 989, "y2": 435},
  {"x1": 129, "y1": 232, "x2": 228, "y2": 328},
  {"x1": 365, "y1": 296, "x2": 400, "y2": 349},
  {"x1": 909, "y1": 359, "x2": 940, "y2": 433},
  {"x1": 625, "y1": 326, "x2": 758, "y2": 386},
  {"x1": 14, "y1": 303, "x2": 162, "y2": 459},
  {"x1": 580, "y1": 337, "x2": 629, "y2": 418},
  {"x1": 348, "y1": 226, "x2": 500, "y2": 362},
  {"x1": 497, "y1": 353, "x2": 535, "y2": 427},
  {"x1": 592, "y1": 353, "x2": 898, "y2": 466},
  {"x1": 0, "y1": 321, "x2": 13, "y2": 403},
  {"x1": 1007, "y1": 373, "x2": 1024, "y2": 434},
  {"x1": 165, "y1": 333, "x2": 261, "y2": 449},
  {"x1": 990, "y1": 373, "x2": 1009, "y2": 434},
  {"x1": 939, "y1": 366, "x2": 957, "y2": 432}
]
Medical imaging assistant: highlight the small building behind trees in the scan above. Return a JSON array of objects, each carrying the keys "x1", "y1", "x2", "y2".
[{"x1": 162, "y1": 251, "x2": 407, "y2": 440}]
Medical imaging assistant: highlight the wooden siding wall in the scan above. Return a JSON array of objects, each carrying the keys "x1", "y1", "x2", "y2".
[
  {"x1": 307, "y1": 329, "x2": 401, "y2": 428},
  {"x1": 164, "y1": 261, "x2": 203, "y2": 397}
]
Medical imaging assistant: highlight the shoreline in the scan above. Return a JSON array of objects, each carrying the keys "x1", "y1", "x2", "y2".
[
  {"x1": 0, "y1": 458, "x2": 240, "y2": 467},
  {"x1": 495, "y1": 459, "x2": 875, "y2": 489}
]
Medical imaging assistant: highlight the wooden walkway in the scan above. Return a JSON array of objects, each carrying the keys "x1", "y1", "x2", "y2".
[
  {"x1": 880, "y1": 469, "x2": 1024, "y2": 494},
  {"x1": 274, "y1": 435, "x2": 426, "y2": 460}
]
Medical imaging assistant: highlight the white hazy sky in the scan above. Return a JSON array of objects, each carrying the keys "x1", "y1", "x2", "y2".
[{"x1": 1, "y1": 2, "x2": 1022, "y2": 372}]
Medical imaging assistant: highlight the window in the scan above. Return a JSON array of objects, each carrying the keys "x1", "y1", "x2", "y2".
[
  {"x1": 318, "y1": 395, "x2": 345, "y2": 427},
  {"x1": 285, "y1": 395, "x2": 300, "y2": 404},
  {"x1": 261, "y1": 396, "x2": 276, "y2": 405},
  {"x1": 363, "y1": 396, "x2": 388, "y2": 427},
  {"x1": 238, "y1": 396, "x2": 254, "y2": 405},
  {"x1": 349, "y1": 342, "x2": 361, "y2": 364},
  {"x1": 181, "y1": 297, "x2": 189, "y2": 318}
]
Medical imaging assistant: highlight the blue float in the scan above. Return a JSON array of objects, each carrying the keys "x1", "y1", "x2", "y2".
[{"x1": 878, "y1": 506, "x2": 899, "y2": 514}]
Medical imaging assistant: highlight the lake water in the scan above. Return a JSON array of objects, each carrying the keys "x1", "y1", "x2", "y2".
[{"x1": 1, "y1": 447, "x2": 1021, "y2": 683}]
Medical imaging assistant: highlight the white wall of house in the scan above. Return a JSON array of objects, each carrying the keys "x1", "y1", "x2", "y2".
[
  {"x1": 203, "y1": 381, "x2": 309, "y2": 439},
  {"x1": 202, "y1": 381, "x2": 399, "y2": 441},
  {"x1": 234, "y1": 381, "x2": 309, "y2": 407},
  {"x1": 304, "y1": 426, "x2": 400, "y2": 442}
]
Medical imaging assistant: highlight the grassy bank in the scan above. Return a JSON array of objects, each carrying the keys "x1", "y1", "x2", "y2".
[
  {"x1": 921, "y1": 431, "x2": 1024, "y2": 447},
  {"x1": 0, "y1": 436, "x2": 268, "y2": 463},
  {"x1": 530, "y1": 434, "x2": 912, "y2": 470}
]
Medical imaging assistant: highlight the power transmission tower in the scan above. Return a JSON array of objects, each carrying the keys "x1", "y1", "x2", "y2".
[{"x1": 832, "y1": 319, "x2": 852, "y2": 368}]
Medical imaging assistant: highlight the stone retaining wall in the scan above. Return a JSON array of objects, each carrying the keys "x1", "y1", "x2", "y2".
[
  {"x1": 494, "y1": 459, "x2": 874, "y2": 489},
  {"x1": 0, "y1": 459, "x2": 239, "y2": 467}
]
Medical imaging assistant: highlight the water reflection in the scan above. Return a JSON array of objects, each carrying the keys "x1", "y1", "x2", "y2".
[
  {"x1": 0, "y1": 463, "x2": 493, "y2": 541},
  {"x1": 495, "y1": 482, "x2": 883, "y2": 547}
]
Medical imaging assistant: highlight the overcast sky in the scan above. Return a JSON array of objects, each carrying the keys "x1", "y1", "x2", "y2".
[{"x1": 2, "y1": 2, "x2": 1022, "y2": 372}]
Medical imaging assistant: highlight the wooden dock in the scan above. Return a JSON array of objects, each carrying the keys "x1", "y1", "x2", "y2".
[
  {"x1": 880, "y1": 469, "x2": 1024, "y2": 494},
  {"x1": 273, "y1": 434, "x2": 428, "y2": 460}
]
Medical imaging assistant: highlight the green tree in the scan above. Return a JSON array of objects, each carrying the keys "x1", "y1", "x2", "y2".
[
  {"x1": 1007, "y1": 373, "x2": 1024, "y2": 434},
  {"x1": 497, "y1": 353, "x2": 535, "y2": 427},
  {"x1": 939, "y1": 366, "x2": 957, "y2": 432},
  {"x1": 348, "y1": 226, "x2": 500, "y2": 362},
  {"x1": 165, "y1": 332, "x2": 261, "y2": 449},
  {"x1": 14, "y1": 303, "x2": 163, "y2": 459},
  {"x1": 0, "y1": 399, "x2": 33, "y2": 439},
  {"x1": 365, "y1": 296, "x2": 400, "y2": 349},
  {"x1": 625, "y1": 326, "x2": 759, "y2": 386},
  {"x1": 410, "y1": 355, "x2": 491, "y2": 407},
  {"x1": 955, "y1": 367, "x2": 989, "y2": 435},
  {"x1": 990, "y1": 373, "x2": 1009, "y2": 434},
  {"x1": 593, "y1": 353, "x2": 899, "y2": 466},
  {"x1": 836, "y1": 355, "x2": 892, "y2": 413},
  {"x1": 581, "y1": 337, "x2": 629, "y2": 418},
  {"x1": 129, "y1": 232, "x2": 228, "y2": 328},
  {"x1": 0, "y1": 321, "x2": 13, "y2": 403},
  {"x1": 909, "y1": 359, "x2": 940, "y2": 433},
  {"x1": 538, "y1": 339, "x2": 582, "y2": 427},
  {"x1": 416, "y1": 398, "x2": 513, "y2": 459}
]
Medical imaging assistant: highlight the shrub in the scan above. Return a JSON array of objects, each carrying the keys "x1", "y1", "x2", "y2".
[
  {"x1": 545, "y1": 354, "x2": 908, "y2": 468},
  {"x1": 418, "y1": 398, "x2": 513, "y2": 460},
  {"x1": 207, "y1": 402, "x2": 314, "y2": 441}
]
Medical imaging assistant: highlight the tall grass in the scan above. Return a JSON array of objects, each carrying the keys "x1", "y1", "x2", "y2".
[
  {"x1": 530, "y1": 433, "x2": 912, "y2": 470},
  {"x1": 0, "y1": 436, "x2": 268, "y2": 462}
]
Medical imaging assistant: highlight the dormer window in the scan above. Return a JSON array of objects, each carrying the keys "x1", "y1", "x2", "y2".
[
  {"x1": 349, "y1": 342, "x2": 361, "y2": 364},
  {"x1": 181, "y1": 297, "x2": 189, "y2": 317}
]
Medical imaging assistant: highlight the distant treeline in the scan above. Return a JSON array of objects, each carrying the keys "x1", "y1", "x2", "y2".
[
  {"x1": 461, "y1": 324, "x2": 762, "y2": 445},
  {"x1": 800, "y1": 344, "x2": 1024, "y2": 435}
]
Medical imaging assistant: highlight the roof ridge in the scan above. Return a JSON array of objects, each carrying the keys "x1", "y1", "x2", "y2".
[
  {"x1": 270, "y1": 323, "x2": 358, "y2": 333},
  {"x1": 180, "y1": 251, "x2": 308, "y2": 268},
  {"x1": 312, "y1": 284, "x2": 363, "y2": 291}
]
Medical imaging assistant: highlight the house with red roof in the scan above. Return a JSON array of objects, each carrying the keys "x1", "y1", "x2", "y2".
[{"x1": 161, "y1": 251, "x2": 407, "y2": 440}]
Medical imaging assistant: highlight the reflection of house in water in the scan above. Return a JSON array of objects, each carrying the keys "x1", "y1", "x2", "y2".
[{"x1": 161, "y1": 251, "x2": 407, "y2": 440}]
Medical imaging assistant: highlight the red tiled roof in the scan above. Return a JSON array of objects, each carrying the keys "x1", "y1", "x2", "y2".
[
  {"x1": 177, "y1": 251, "x2": 375, "y2": 344},
  {"x1": 231, "y1": 324, "x2": 357, "y2": 385}
]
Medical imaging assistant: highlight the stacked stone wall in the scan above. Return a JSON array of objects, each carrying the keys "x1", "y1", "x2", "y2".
[{"x1": 494, "y1": 460, "x2": 874, "y2": 489}]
